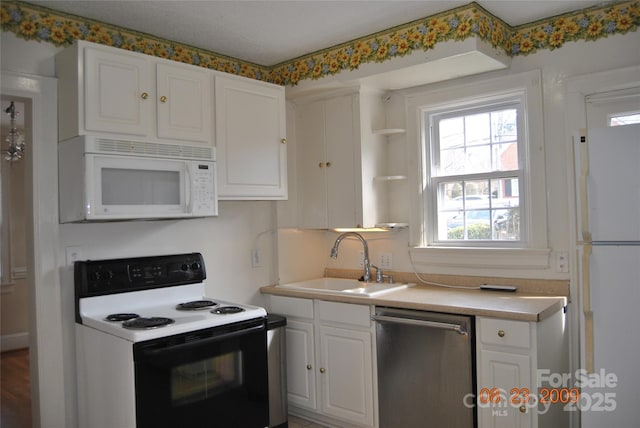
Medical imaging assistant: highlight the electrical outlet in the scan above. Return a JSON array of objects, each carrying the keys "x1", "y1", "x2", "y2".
[
  {"x1": 251, "y1": 249, "x2": 262, "y2": 268},
  {"x1": 66, "y1": 246, "x2": 83, "y2": 266},
  {"x1": 379, "y1": 253, "x2": 393, "y2": 270},
  {"x1": 556, "y1": 251, "x2": 569, "y2": 273}
]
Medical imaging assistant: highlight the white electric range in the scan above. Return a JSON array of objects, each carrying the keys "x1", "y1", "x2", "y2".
[{"x1": 74, "y1": 253, "x2": 270, "y2": 428}]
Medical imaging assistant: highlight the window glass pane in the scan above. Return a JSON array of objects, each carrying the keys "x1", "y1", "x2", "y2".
[
  {"x1": 609, "y1": 113, "x2": 640, "y2": 126},
  {"x1": 436, "y1": 107, "x2": 518, "y2": 176},
  {"x1": 439, "y1": 117, "x2": 464, "y2": 149},
  {"x1": 436, "y1": 177, "x2": 520, "y2": 242},
  {"x1": 491, "y1": 109, "x2": 518, "y2": 143},
  {"x1": 465, "y1": 113, "x2": 490, "y2": 146}
]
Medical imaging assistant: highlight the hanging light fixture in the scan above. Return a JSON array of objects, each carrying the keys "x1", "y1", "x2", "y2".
[{"x1": 4, "y1": 101, "x2": 25, "y2": 162}]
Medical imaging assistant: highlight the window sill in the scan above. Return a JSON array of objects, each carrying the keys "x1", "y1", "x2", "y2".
[{"x1": 409, "y1": 246, "x2": 551, "y2": 270}]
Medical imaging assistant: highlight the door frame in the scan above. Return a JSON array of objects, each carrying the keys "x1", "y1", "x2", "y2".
[
  {"x1": 565, "y1": 63, "x2": 640, "y2": 428},
  {"x1": 1, "y1": 71, "x2": 67, "y2": 428}
]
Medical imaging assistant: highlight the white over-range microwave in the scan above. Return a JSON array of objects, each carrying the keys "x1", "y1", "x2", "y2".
[{"x1": 58, "y1": 136, "x2": 218, "y2": 222}]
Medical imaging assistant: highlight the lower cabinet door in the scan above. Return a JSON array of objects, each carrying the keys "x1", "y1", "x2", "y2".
[
  {"x1": 286, "y1": 320, "x2": 317, "y2": 410},
  {"x1": 318, "y1": 325, "x2": 374, "y2": 427},
  {"x1": 477, "y1": 349, "x2": 532, "y2": 428}
]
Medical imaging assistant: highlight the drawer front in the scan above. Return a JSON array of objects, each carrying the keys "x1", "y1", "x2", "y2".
[
  {"x1": 318, "y1": 300, "x2": 371, "y2": 327},
  {"x1": 268, "y1": 295, "x2": 314, "y2": 319},
  {"x1": 478, "y1": 317, "x2": 531, "y2": 349}
]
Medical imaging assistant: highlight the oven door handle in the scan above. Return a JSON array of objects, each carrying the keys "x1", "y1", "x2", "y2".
[{"x1": 140, "y1": 323, "x2": 265, "y2": 362}]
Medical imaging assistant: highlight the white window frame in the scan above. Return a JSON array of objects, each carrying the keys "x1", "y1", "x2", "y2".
[
  {"x1": 426, "y1": 95, "x2": 526, "y2": 247},
  {"x1": 406, "y1": 70, "x2": 549, "y2": 270}
]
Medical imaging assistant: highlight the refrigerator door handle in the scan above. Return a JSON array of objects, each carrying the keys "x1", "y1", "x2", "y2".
[{"x1": 582, "y1": 243, "x2": 595, "y2": 373}]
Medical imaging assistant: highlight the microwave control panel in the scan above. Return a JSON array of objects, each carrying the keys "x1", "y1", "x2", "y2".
[{"x1": 191, "y1": 162, "x2": 217, "y2": 216}]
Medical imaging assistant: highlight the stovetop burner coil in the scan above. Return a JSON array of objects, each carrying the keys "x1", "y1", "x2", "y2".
[
  {"x1": 122, "y1": 317, "x2": 175, "y2": 330},
  {"x1": 176, "y1": 300, "x2": 218, "y2": 310},
  {"x1": 105, "y1": 313, "x2": 140, "y2": 322},
  {"x1": 211, "y1": 306, "x2": 245, "y2": 315}
]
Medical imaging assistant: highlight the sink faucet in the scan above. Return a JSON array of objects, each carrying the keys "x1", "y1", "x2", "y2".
[{"x1": 330, "y1": 232, "x2": 371, "y2": 282}]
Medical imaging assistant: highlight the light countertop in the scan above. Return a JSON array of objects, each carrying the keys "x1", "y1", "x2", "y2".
[{"x1": 260, "y1": 282, "x2": 567, "y2": 322}]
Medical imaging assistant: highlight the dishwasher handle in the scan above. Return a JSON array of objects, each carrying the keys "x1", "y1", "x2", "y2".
[{"x1": 372, "y1": 314, "x2": 469, "y2": 336}]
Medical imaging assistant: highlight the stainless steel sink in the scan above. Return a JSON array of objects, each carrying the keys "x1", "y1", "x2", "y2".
[{"x1": 275, "y1": 277, "x2": 413, "y2": 297}]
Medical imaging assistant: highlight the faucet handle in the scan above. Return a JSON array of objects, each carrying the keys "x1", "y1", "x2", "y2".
[{"x1": 371, "y1": 264, "x2": 384, "y2": 283}]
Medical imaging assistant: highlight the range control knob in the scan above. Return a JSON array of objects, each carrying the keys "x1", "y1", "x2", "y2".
[
  {"x1": 191, "y1": 262, "x2": 201, "y2": 271},
  {"x1": 181, "y1": 264, "x2": 189, "y2": 271}
]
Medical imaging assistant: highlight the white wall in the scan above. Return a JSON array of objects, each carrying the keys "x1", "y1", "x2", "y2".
[
  {"x1": 278, "y1": 31, "x2": 640, "y2": 283},
  {"x1": 1, "y1": 31, "x2": 279, "y2": 428}
]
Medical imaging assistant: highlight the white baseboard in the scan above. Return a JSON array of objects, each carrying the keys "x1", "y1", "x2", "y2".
[{"x1": 1, "y1": 332, "x2": 29, "y2": 352}]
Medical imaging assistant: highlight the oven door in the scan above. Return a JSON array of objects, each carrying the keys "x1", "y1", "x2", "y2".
[{"x1": 133, "y1": 318, "x2": 268, "y2": 428}]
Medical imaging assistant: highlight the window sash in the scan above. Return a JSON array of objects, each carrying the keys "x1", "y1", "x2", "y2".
[{"x1": 424, "y1": 98, "x2": 527, "y2": 246}]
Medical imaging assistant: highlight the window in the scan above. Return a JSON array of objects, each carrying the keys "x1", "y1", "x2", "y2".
[
  {"x1": 406, "y1": 70, "x2": 549, "y2": 267},
  {"x1": 609, "y1": 112, "x2": 640, "y2": 126},
  {"x1": 428, "y1": 101, "x2": 523, "y2": 244}
]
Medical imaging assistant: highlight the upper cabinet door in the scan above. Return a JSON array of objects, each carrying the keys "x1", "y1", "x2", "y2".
[
  {"x1": 324, "y1": 95, "x2": 358, "y2": 229},
  {"x1": 215, "y1": 75, "x2": 287, "y2": 200},
  {"x1": 156, "y1": 63, "x2": 212, "y2": 144},
  {"x1": 84, "y1": 47, "x2": 151, "y2": 136},
  {"x1": 296, "y1": 100, "x2": 329, "y2": 228}
]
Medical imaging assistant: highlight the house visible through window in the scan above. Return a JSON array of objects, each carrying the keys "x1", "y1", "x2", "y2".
[
  {"x1": 426, "y1": 98, "x2": 524, "y2": 245},
  {"x1": 408, "y1": 70, "x2": 547, "y2": 262},
  {"x1": 422, "y1": 84, "x2": 527, "y2": 246}
]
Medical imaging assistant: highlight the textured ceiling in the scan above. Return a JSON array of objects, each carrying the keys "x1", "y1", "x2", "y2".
[{"x1": 28, "y1": 0, "x2": 609, "y2": 66}]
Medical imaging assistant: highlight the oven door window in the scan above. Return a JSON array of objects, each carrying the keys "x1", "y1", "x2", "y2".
[
  {"x1": 133, "y1": 320, "x2": 268, "y2": 428},
  {"x1": 171, "y1": 350, "x2": 242, "y2": 406}
]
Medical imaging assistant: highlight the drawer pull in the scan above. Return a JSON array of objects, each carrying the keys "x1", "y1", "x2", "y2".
[
  {"x1": 319, "y1": 367, "x2": 326, "y2": 374},
  {"x1": 519, "y1": 405, "x2": 527, "y2": 413},
  {"x1": 498, "y1": 329, "x2": 505, "y2": 338},
  {"x1": 306, "y1": 364, "x2": 312, "y2": 370}
]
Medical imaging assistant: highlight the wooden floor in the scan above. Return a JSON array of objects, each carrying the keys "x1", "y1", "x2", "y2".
[{"x1": 1, "y1": 348, "x2": 32, "y2": 428}]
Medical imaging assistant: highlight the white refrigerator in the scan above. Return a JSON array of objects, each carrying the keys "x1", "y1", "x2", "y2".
[{"x1": 575, "y1": 124, "x2": 640, "y2": 428}]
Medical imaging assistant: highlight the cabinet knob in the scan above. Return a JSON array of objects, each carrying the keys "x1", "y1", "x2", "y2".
[
  {"x1": 281, "y1": 138, "x2": 287, "y2": 144},
  {"x1": 519, "y1": 405, "x2": 527, "y2": 413},
  {"x1": 306, "y1": 364, "x2": 312, "y2": 370},
  {"x1": 319, "y1": 162, "x2": 324, "y2": 168},
  {"x1": 326, "y1": 162, "x2": 332, "y2": 168},
  {"x1": 319, "y1": 368, "x2": 326, "y2": 374},
  {"x1": 498, "y1": 329, "x2": 505, "y2": 338},
  {"x1": 140, "y1": 92, "x2": 149, "y2": 100},
  {"x1": 160, "y1": 95, "x2": 168, "y2": 103}
]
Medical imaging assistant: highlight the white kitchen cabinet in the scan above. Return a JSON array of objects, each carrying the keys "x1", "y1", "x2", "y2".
[
  {"x1": 285, "y1": 319, "x2": 317, "y2": 409},
  {"x1": 476, "y1": 310, "x2": 568, "y2": 428},
  {"x1": 318, "y1": 324, "x2": 374, "y2": 426},
  {"x1": 155, "y1": 62, "x2": 212, "y2": 143},
  {"x1": 267, "y1": 295, "x2": 376, "y2": 427},
  {"x1": 214, "y1": 74, "x2": 287, "y2": 199},
  {"x1": 57, "y1": 40, "x2": 212, "y2": 145},
  {"x1": 294, "y1": 89, "x2": 387, "y2": 229}
]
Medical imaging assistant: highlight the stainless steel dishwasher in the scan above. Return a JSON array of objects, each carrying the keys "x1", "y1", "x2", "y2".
[{"x1": 373, "y1": 307, "x2": 475, "y2": 428}]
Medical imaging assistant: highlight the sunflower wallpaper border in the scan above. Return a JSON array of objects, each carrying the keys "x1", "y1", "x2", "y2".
[{"x1": 1, "y1": 0, "x2": 638, "y2": 86}]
